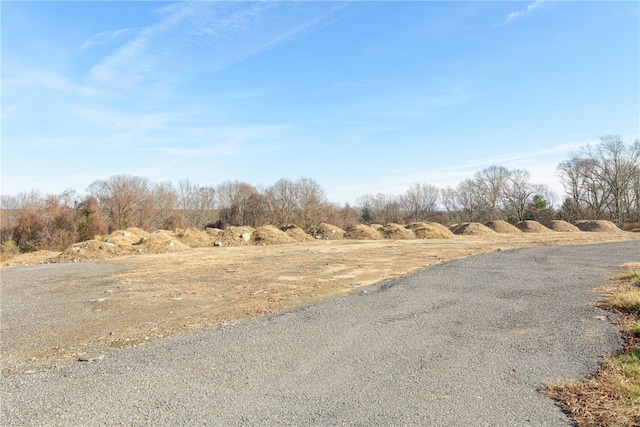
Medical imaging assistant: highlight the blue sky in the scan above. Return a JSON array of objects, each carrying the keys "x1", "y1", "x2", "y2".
[{"x1": 2, "y1": 1, "x2": 639, "y2": 204}]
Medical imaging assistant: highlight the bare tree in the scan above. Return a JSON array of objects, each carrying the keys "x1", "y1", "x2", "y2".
[
  {"x1": 87, "y1": 174, "x2": 153, "y2": 231},
  {"x1": 294, "y1": 177, "x2": 327, "y2": 229},
  {"x1": 473, "y1": 165, "x2": 510, "y2": 221},
  {"x1": 355, "y1": 193, "x2": 402, "y2": 224},
  {"x1": 266, "y1": 178, "x2": 298, "y2": 227},
  {"x1": 557, "y1": 136, "x2": 640, "y2": 222},
  {"x1": 454, "y1": 179, "x2": 482, "y2": 222},
  {"x1": 177, "y1": 179, "x2": 217, "y2": 228},
  {"x1": 502, "y1": 169, "x2": 535, "y2": 222},
  {"x1": 401, "y1": 183, "x2": 439, "y2": 222},
  {"x1": 216, "y1": 180, "x2": 258, "y2": 227}
]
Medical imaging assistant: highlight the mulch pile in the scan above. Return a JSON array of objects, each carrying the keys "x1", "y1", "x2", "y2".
[
  {"x1": 143, "y1": 231, "x2": 191, "y2": 253},
  {"x1": 281, "y1": 225, "x2": 313, "y2": 242},
  {"x1": 406, "y1": 222, "x2": 453, "y2": 239},
  {"x1": 212, "y1": 226, "x2": 255, "y2": 246},
  {"x1": 546, "y1": 220, "x2": 581, "y2": 232},
  {"x1": 450, "y1": 223, "x2": 497, "y2": 236},
  {"x1": 344, "y1": 224, "x2": 383, "y2": 240},
  {"x1": 104, "y1": 228, "x2": 150, "y2": 246},
  {"x1": 308, "y1": 223, "x2": 345, "y2": 240},
  {"x1": 484, "y1": 220, "x2": 522, "y2": 234},
  {"x1": 172, "y1": 228, "x2": 213, "y2": 248},
  {"x1": 574, "y1": 220, "x2": 623, "y2": 233},
  {"x1": 252, "y1": 225, "x2": 295, "y2": 245},
  {"x1": 380, "y1": 223, "x2": 415, "y2": 240},
  {"x1": 515, "y1": 220, "x2": 553, "y2": 233},
  {"x1": 57, "y1": 240, "x2": 121, "y2": 262}
]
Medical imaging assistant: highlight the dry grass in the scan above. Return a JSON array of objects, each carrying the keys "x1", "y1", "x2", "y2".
[{"x1": 543, "y1": 262, "x2": 640, "y2": 426}]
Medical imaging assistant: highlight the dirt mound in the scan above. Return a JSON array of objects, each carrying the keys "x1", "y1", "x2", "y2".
[
  {"x1": 380, "y1": 223, "x2": 415, "y2": 240},
  {"x1": 281, "y1": 225, "x2": 312, "y2": 242},
  {"x1": 205, "y1": 227, "x2": 222, "y2": 237},
  {"x1": 252, "y1": 225, "x2": 295, "y2": 245},
  {"x1": 575, "y1": 220, "x2": 623, "y2": 233},
  {"x1": 620, "y1": 222, "x2": 640, "y2": 232},
  {"x1": 406, "y1": 222, "x2": 453, "y2": 239},
  {"x1": 172, "y1": 228, "x2": 213, "y2": 248},
  {"x1": 213, "y1": 226, "x2": 255, "y2": 246},
  {"x1": 484, "y1": 220, "x2": 522, "y2": 234},
  {"x1": 142, "y1": 231, "x2": 191, "y2": 253},
  {"x1": 344, "y1": 224, "x2": 383, "y2": 240},
  {"x1": 57, "y1": 240, "x2": 120, "y2": 262},
  {"x1": 105, "y1": 228, "x2": 150, "y2": 246},
  {"x1": 450, "y1": 223, "x2": 497, "y2": 236},
  {"x1": 308, "y1": 223, "x2": 345, "y2": 240},
  {"x1": 546, "y1": 220, "x2": 581, "y2": 232},
  {"x1": 515, "y1": 221, "x2": 553, "y2": 233}
]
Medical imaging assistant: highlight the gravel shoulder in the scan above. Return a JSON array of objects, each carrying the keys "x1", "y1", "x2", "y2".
[{"x1": 2, "y1": 240, "x2": 639, "y2": 425}]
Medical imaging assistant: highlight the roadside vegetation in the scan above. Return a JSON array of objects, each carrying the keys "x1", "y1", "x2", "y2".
[
  {"x1": 1, "y1": 135, "x2": 638, "y2": 254},
  {"x1": 544, "y1": 262, "x2": 640, "y2": 426}
]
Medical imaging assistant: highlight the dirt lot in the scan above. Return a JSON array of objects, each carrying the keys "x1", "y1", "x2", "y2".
[{"x1": 2, "y1": 230, "x2": 639, "y2": 378}]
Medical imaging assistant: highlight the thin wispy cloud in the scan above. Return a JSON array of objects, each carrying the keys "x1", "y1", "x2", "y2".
[
  {"x1": 500, "y1": 0, "x2": 550, "y2": 25},
  {"x1": 80, "y1": 28, "x2": 132, "y2": 52},
  {"x1": 87, "y1": 1, "x2": 351, "y2": 91}
]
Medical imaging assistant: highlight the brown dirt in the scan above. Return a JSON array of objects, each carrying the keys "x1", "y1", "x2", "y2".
[
  {"x1": 143, "y1": 231, "x2": 191, "y2": 253},
  {"x1": 406, "y1": 222, "x2": 454, "y2": 239},
  {"x1": 172, "y1": 228, "x2": 214, "y2": 248},
  {"x1": 252, "y1": 225, "x2": 295, "y2": 245},
  {"x1": 213, "y1": 226, "x2": 256, "y2": 246},
  {"x1": 485, "y1": 220, "x2": 523, "y2": 234},
  {"x1": 450, "y1": 222, "x2": 497, "y2": 236},
  {"x1": 575, "y1": 220, "x2": 623, "y2": 233},
  {"x1": 282, "y1": 225, "x2": 313, "y2": 242},
  {"x1": 516, "y1": 220, "x2": 553, "y2": 233},
  {"x1": 344, "y1": 224, "x2": 383, "y2": 240},
  {"x1": 104, "y1": 228, "x2": 150, "y2": 246},
  {"x1": 380, "y1": 223, "x2": 415, "y2": 240},
  {"x1": 56, "y1": 240, "x2": 121, "y2": 262},
  {"x1": 547, "y1": 220, "x2": 581, "y2": 233},
  {"x1": 308, "y1": 223, "x2": 345, "y2": 240},
  {"x1": 2, "y1": 227, "x2": 639, "y2": 378}
]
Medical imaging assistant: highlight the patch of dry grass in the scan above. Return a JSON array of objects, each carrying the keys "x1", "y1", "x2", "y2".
[{"x1": 543, "y1": 263, "x2": 640, "y2": 426}]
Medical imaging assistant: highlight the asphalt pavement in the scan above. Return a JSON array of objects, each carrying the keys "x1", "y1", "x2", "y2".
[{"x1": 2, "y1": 241, "x2": 639, "y2": 426}]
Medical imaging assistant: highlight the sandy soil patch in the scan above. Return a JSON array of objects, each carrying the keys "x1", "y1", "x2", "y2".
[{"x1": 2, "y1": 230, "x2": 639, "y2": 377}]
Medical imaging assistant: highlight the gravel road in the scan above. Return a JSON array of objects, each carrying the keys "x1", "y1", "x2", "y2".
[{"x1": 2, "y1": 241, "x2": 638, "y2": 426}]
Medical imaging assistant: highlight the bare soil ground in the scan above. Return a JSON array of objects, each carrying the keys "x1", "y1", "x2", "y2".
[{"x1": 2, "y1": 231, "x2": 639, "y2": 378}]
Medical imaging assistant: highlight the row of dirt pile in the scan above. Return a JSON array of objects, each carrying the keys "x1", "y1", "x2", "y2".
[
  {"x1": 55, "y1": 219, "x2": 625, "y2": 262},
  {"x1": 453, "y1": 219, "x2": 623, "y2": 236}
]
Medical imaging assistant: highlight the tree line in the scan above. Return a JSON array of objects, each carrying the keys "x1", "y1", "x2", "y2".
[{"x1": 1, "y1": 135, "x2": 638, "y2": 252}]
